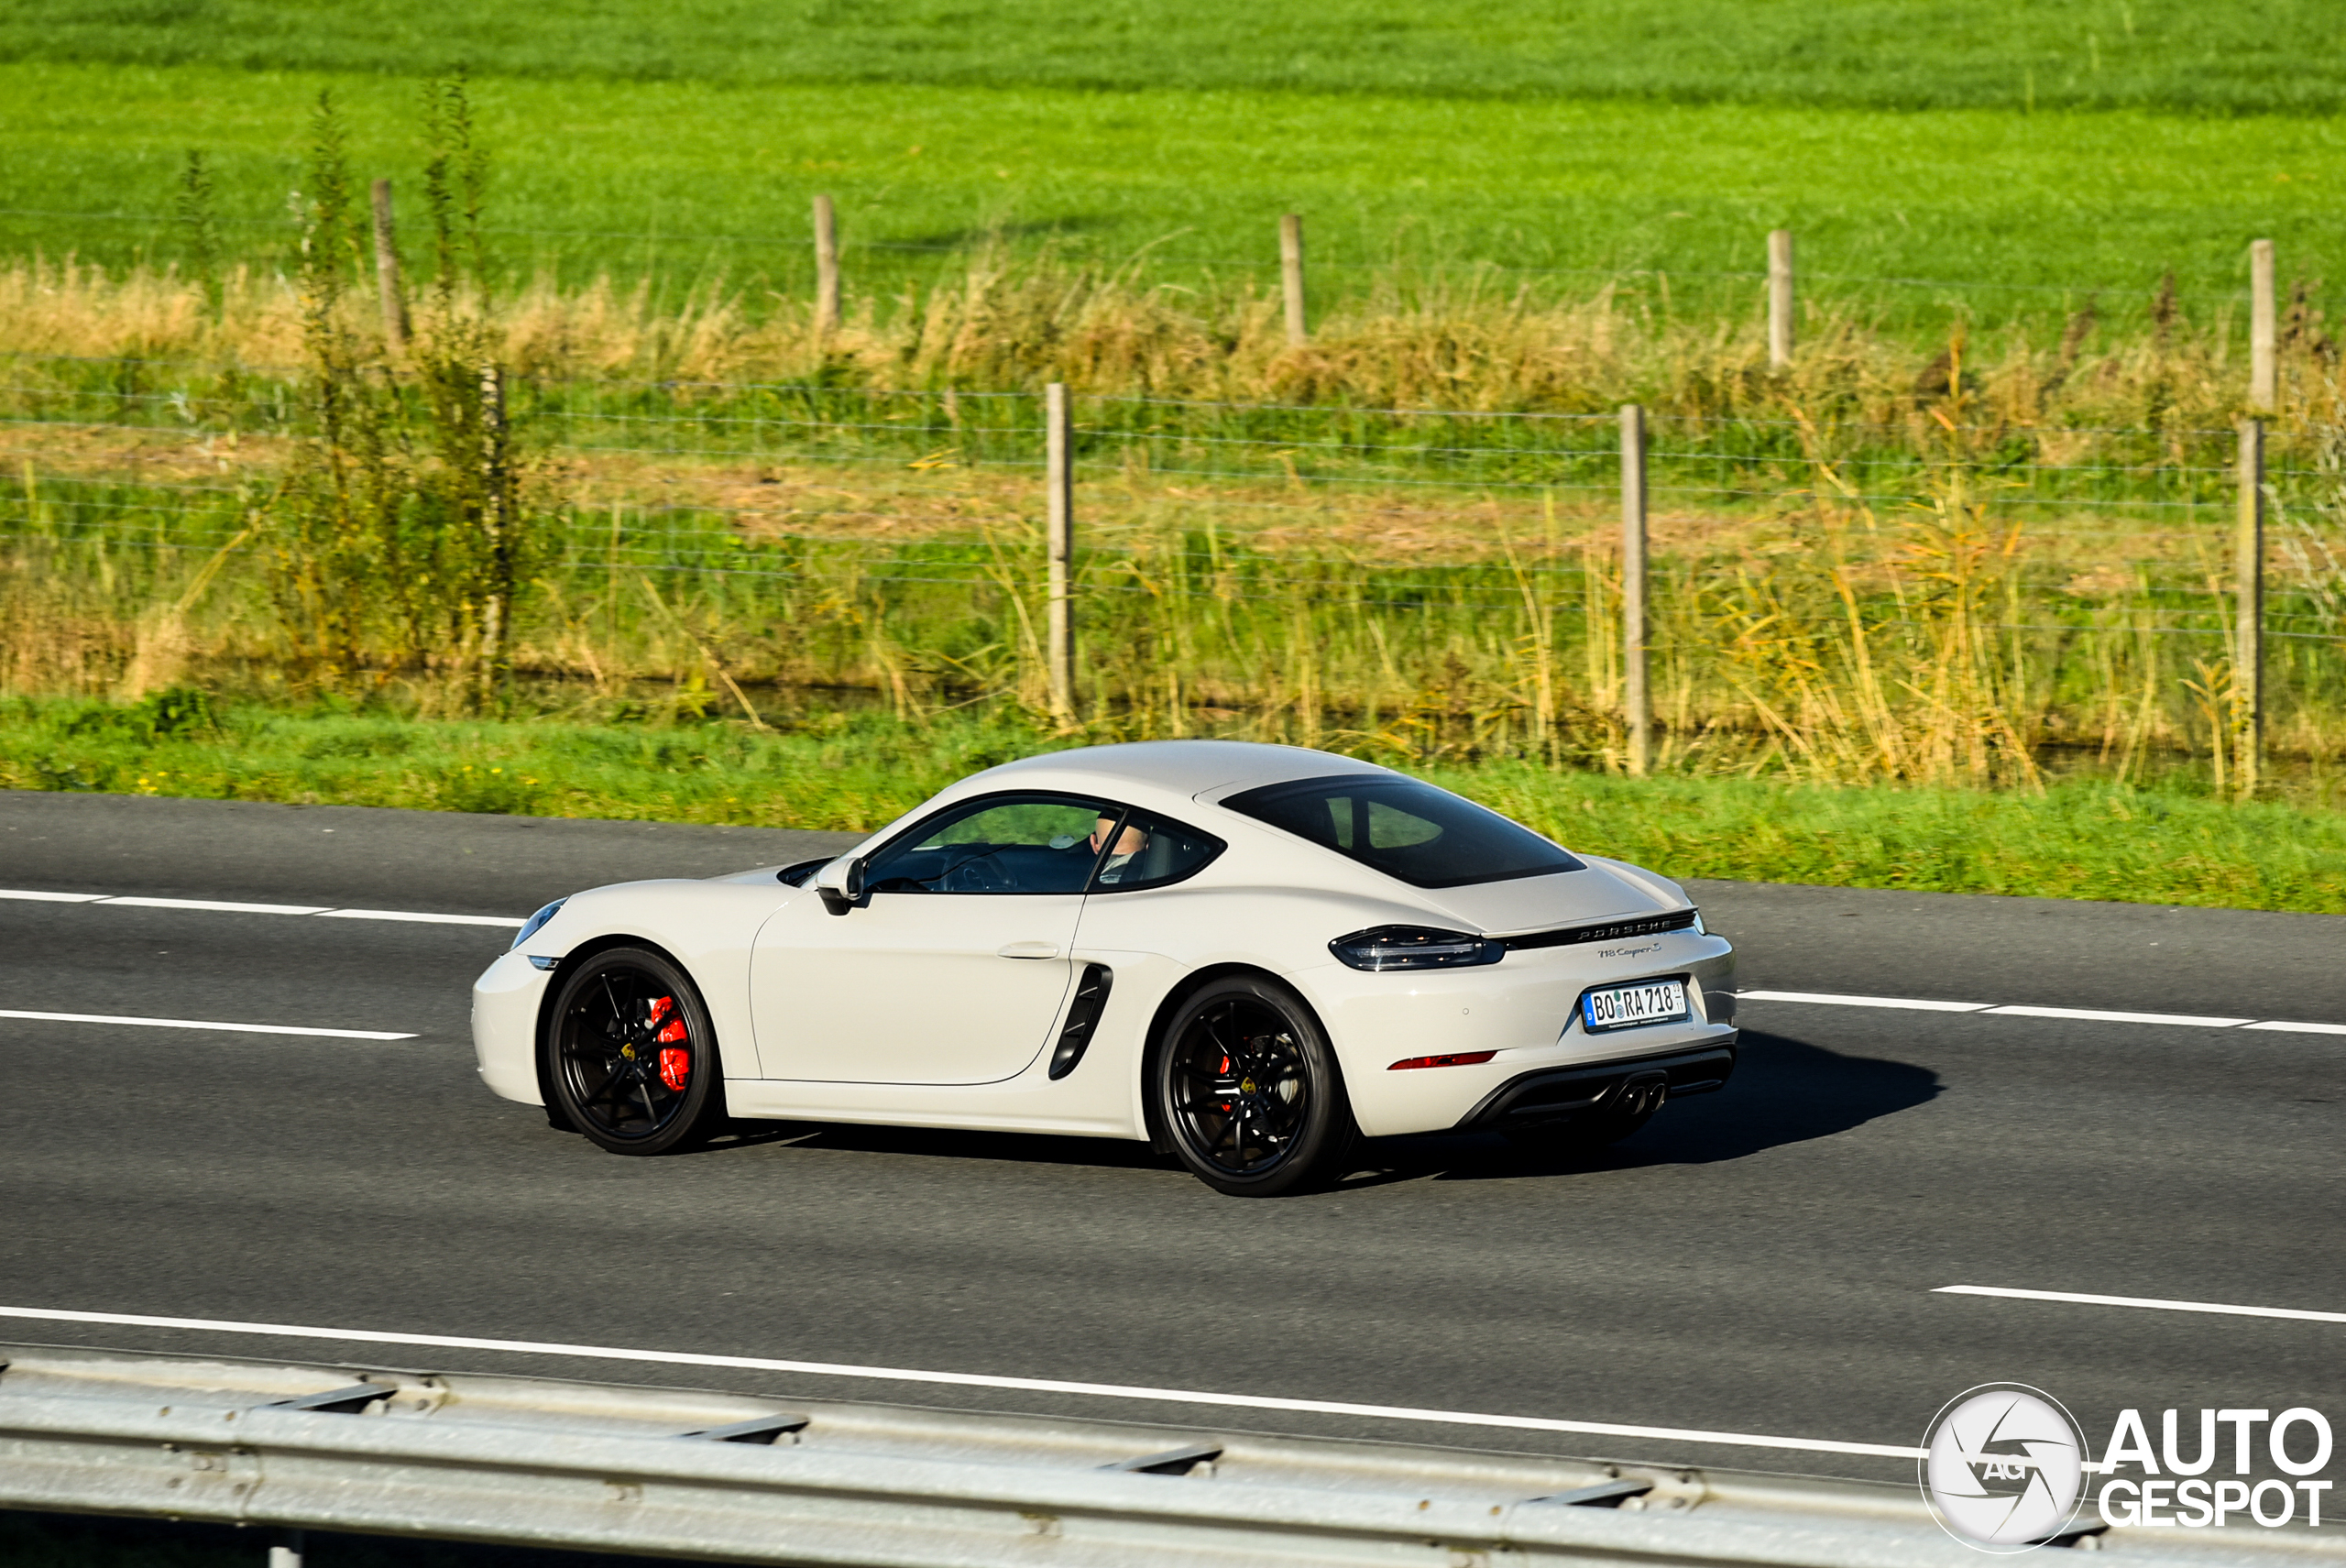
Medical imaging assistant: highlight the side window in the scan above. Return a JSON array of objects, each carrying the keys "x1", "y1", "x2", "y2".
[
  {"x1": 1087, "y1": 808, "x2": 1224, "y2": 893},
  {"x1": 862, "y1": 795, "x2": 1113, "y2": 895}
]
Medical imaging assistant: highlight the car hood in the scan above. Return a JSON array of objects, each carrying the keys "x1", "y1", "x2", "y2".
[{"x1": 1409, "y1": 856, "x2": 1683, "y2": 937}]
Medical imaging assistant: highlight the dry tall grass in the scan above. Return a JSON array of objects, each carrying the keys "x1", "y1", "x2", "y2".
[{"x1": 6, "y1": 253, "x2": 2341, "y2": 433}]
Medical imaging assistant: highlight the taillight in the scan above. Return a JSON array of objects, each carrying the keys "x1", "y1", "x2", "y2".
[
  {"x1": 1329, "y1": 927, "x2": 1503, "y2": 971},
  {"x1": 1388, "y1": 1051, "x2": 1498, "y2": 1070}
]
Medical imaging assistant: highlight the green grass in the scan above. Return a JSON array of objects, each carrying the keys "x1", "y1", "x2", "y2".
[
  {"x1": 0, "y1": 57, "x2": 2340, "y2": 323},
  {"x1": 7, "y1": 0, "x2": 2346, "y2": 114},
  {"x1": 8, "y1": 696, "x2": 2342, "y2": 914}
]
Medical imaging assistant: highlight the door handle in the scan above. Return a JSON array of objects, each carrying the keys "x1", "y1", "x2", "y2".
[{"x1": 997, "y1": 941, "x2": 1062, "y2": 960}]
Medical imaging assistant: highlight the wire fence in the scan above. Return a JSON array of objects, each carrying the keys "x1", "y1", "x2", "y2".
[
  {"x1": 5, "y1": 355, "x2": 2341, "y2": 780},
  {"x1": 0, "y1": 204, "x2": 2277, "y2": 310}
]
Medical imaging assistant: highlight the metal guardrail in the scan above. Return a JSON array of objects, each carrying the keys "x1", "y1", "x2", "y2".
[{"x1": 0, "y1": 1345, "x2": 2330, "y2": 1566}]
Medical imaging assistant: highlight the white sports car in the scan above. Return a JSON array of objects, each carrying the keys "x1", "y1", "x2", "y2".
[{"x1": 472, "y1": 740, "x2": 1738, "y2": 1196}]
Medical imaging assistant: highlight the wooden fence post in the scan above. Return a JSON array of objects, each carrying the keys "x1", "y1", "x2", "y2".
[
  {"x1": 1620, "y1": 402, "x2": 1650, "y2": 776},
  {"x1": 2235, "y1": 416, "x2": 2264, "y2": 796},
  {"x1": 1046, "y1": 382, "x2": 1076, "y2": 722},
  {"x1": 1767, "y1": 228, "x2": 1794, "y2": 368},
  {"x1": 1279, "y1": 214, "x2": 1309, "y2": 346},
  {"x1": 369, "y1": 179, "x2": 409, "y2": 353},
  {"x1": 2250, "y1": 238, "x2": 2276, "y2": 412},
  {"x1": 813, "y1": 194, "x2": 841, "y2": 337},
  {"x1": 477, "y1": 362, "x2": 510, "y2": 711}
]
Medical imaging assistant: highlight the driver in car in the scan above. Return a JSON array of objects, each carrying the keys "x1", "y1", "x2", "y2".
[{"x1": 1090, "y1": 815, "x2": 1150, "y2": 884}]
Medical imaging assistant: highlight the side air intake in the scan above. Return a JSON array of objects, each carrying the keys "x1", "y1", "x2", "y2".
[{"x1": 1048, "y1": 964, "x2": 1114, "y2": 1080}]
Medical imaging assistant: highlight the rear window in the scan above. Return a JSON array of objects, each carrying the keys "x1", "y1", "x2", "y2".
[{"x1": 1222, "y1": 774, "x2": 1585, "y2": 889}]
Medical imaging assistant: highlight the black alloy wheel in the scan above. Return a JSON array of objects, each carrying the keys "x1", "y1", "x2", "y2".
[
  {"x1": 1155, "y1": 976, "x2": 1354, "y2": 1197},
  {"x1": 543, "y1": 947, "x2": 724, "y2": 1155}
]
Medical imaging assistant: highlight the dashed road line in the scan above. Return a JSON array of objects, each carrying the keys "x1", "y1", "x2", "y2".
[
  {"x1": 1738, "y1": 990, "x2": 1990, "y2": 1014},
  {"x1": 0, "y1": 1303, "x2": 1927, "y2": 1461},
  {"x1": 101, "y1": 896, "x2": 332, "y2": 916},
  {"x1": 314, "y1": 908, "x2": 526, "y2": 927},
  {"x1": 1935, "y1": 1284, "x2": 2346, "y2": 1325},
  {"x1": 1738, "y1": 989, "x2": 2340, "y2": 1036},
  {"x1": 1, "y1": 888, "x2": 523, "y2": 928},
  {"x1": 0, "y1": 1009, "x2": 415, "y2": 1041}
]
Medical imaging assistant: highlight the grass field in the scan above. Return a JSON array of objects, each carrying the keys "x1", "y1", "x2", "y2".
[
  {"x1": 4, "y1": 1, "x2": 2342, "y2": 909},
  {"x1": 6, "y1": 695, "x2": 2342, "y2": 912},
  {"x1": 0, "y1": 53, "x2": 2340, "y2": 322},
  {"x1": 8, "y1": 0, "x2": 2346, "y2": 113}
]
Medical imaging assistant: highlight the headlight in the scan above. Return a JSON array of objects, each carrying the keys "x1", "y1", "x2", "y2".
[
  {"x1": 510, "y1": 897, "x2": 568, "y2": 952},
  {"x1": 1691, "y1": 910, "x2": 1706, "y2": 936},
  {"x1": 1329, "y1": 926, "x2": 1504, "y2": 971}
]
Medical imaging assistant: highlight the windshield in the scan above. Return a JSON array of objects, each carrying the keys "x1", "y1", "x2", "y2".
[{"x1": 1222, "y1": 774, "x2": 1585, "y2": 889}]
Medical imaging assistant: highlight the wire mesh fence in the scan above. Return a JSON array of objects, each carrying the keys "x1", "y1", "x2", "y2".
[{"x1": 4, "y1": 355, "x2": 2342, "y2": 782}]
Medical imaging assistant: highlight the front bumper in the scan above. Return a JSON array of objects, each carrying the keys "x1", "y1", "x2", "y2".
[
  {"x1": 472, "y1": 948, "x2": 554, "y2": 1104},
  {"x1": 1452, "y1": 1040, "x2": 1737, "y2": 1133}
]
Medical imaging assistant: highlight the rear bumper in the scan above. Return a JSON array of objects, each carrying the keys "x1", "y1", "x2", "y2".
[{"x1": 1452, "y1": 1037, "x2": 1738, "y2": 1133}]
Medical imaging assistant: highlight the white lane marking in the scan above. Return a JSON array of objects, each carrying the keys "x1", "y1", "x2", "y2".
[
  {"x1": 100, "y1": 896, "x2": 332, "y2": 916},
  {"x1": 1740, "y1": 989, "x2": 2342, "y2": 1035},
  {"x1": 0, "y1": 1009, "x2": 414, "y2": 1041},
  {"x1": 1983, "y1": 1003, "x2": 2252, "y2": 1028},
  {"x1": 1935, "y1": 1285, "x2": 2346, "y2": 1325},
  {"x1": 0, "y1": 887, "x2": 522, "y2": 928},
  {"x1": 1738, "y1": 990, "x2": 1989, "y2": 1013},
  {"x1": 316, "y1": 908, "x2": 526, "y2": 928},
  {"x1": 0, "y1": 1304, "x2": 1925, "y2": 1461}
]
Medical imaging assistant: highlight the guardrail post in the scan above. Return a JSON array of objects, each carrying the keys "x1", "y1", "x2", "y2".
[
  {"x1": 2249, "y1": 238, "x2": 2276, "y2": 411},
  {"x1": 1046, "y1": 382, "x2": 1076, "y2": 722},
  {"x1": 369, "y1": 180, "x2": 408, "y2": 354},
  {"x1": 813, "y1": 194, "x2": 841, "y2": 339},
  {"x1": 1280, "y1": 214, "x2": 1309, "y2": 346},
  {"x1": 268, "y1": 1529, "x2": 304, "y2": 1568},
  {"x1": 1620, "y1": 402, "x2": 1650, "y2": 776},
  {"x1": 2235, "y1": 416, "x2": 2264, "y2": 797},
  {"x1": 1767, "y1": 228, "x2": 1794, "y2": 368}
]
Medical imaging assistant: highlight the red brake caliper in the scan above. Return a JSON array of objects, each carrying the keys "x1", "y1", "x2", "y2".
[{"x1": 648, "y1": 996, "x2": 690, "y2": 1090}]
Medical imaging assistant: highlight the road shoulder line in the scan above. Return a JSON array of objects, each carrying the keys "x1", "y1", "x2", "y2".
[{"x1": 0, "y1": 1304, "x2": 1927, "y2": 1463}]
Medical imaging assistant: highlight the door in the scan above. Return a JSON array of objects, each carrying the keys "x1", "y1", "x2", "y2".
[{"x1": 750, "y1": 793, "x2": 1120, "y2": 1084}]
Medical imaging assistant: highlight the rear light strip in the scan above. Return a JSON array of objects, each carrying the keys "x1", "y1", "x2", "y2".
[{"x1": 1388, "y1": 1050, "x2": 1498, "y2": 1071}]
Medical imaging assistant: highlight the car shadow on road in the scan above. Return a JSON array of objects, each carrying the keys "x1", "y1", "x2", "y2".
[
  {"x1": 691, "y1": 1118, "x2": 1172, "y2": 1171},
  {"x1": 1350, "y1": 1029, "x2": 1941, "y2": 1187},
  {"x1": 662, "y1": 1029, "x2": 1936, "y2": 1188}
]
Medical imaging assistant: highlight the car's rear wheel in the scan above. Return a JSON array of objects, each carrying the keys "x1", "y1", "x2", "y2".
[
  {"x1": 544, "y1": 947, "x2": 724, "y2": 1156},
  {"x1": 1154, "y1": 977, "x2": 1354, "y2": 1197}
]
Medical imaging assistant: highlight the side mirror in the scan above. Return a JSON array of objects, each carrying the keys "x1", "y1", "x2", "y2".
[{"x1": 815, "y1": 854, "x2": 867, "y2": 916}]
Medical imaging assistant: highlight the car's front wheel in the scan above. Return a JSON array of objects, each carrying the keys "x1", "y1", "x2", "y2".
[
  {"x1": 543, "y1": 947, "x2": 725, "y2": 1156},
  {"x1": 1154, "y1": 977, "x2": 1355, "y2": 1197}
]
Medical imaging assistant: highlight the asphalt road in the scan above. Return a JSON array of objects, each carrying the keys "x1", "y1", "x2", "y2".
[{"x1": 4, "y1": 788, "x2": 2341, "y2": 1493}]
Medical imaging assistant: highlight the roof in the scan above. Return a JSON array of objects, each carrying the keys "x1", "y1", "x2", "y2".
[{"x1": 976, "y1": 740, "x2": 1391, "y2": 802}]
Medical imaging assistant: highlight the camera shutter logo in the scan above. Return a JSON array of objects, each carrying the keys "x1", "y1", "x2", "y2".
[{"x1": 1922, "y1": 1384, "x2": 2088, "y2": 1551}]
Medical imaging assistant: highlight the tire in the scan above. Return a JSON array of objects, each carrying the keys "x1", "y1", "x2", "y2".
[
  {"x1": 1153, "y1": 976, "x2": 1355, "y2": 1198},
  {"x1": 543, "y1": 946, "x2": 726, "y2": 1156}
]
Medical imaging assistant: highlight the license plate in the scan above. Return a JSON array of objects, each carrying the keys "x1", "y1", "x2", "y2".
[{"x1": 1582, "y1": 979, "x2": 1689, "y2": 1032}]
